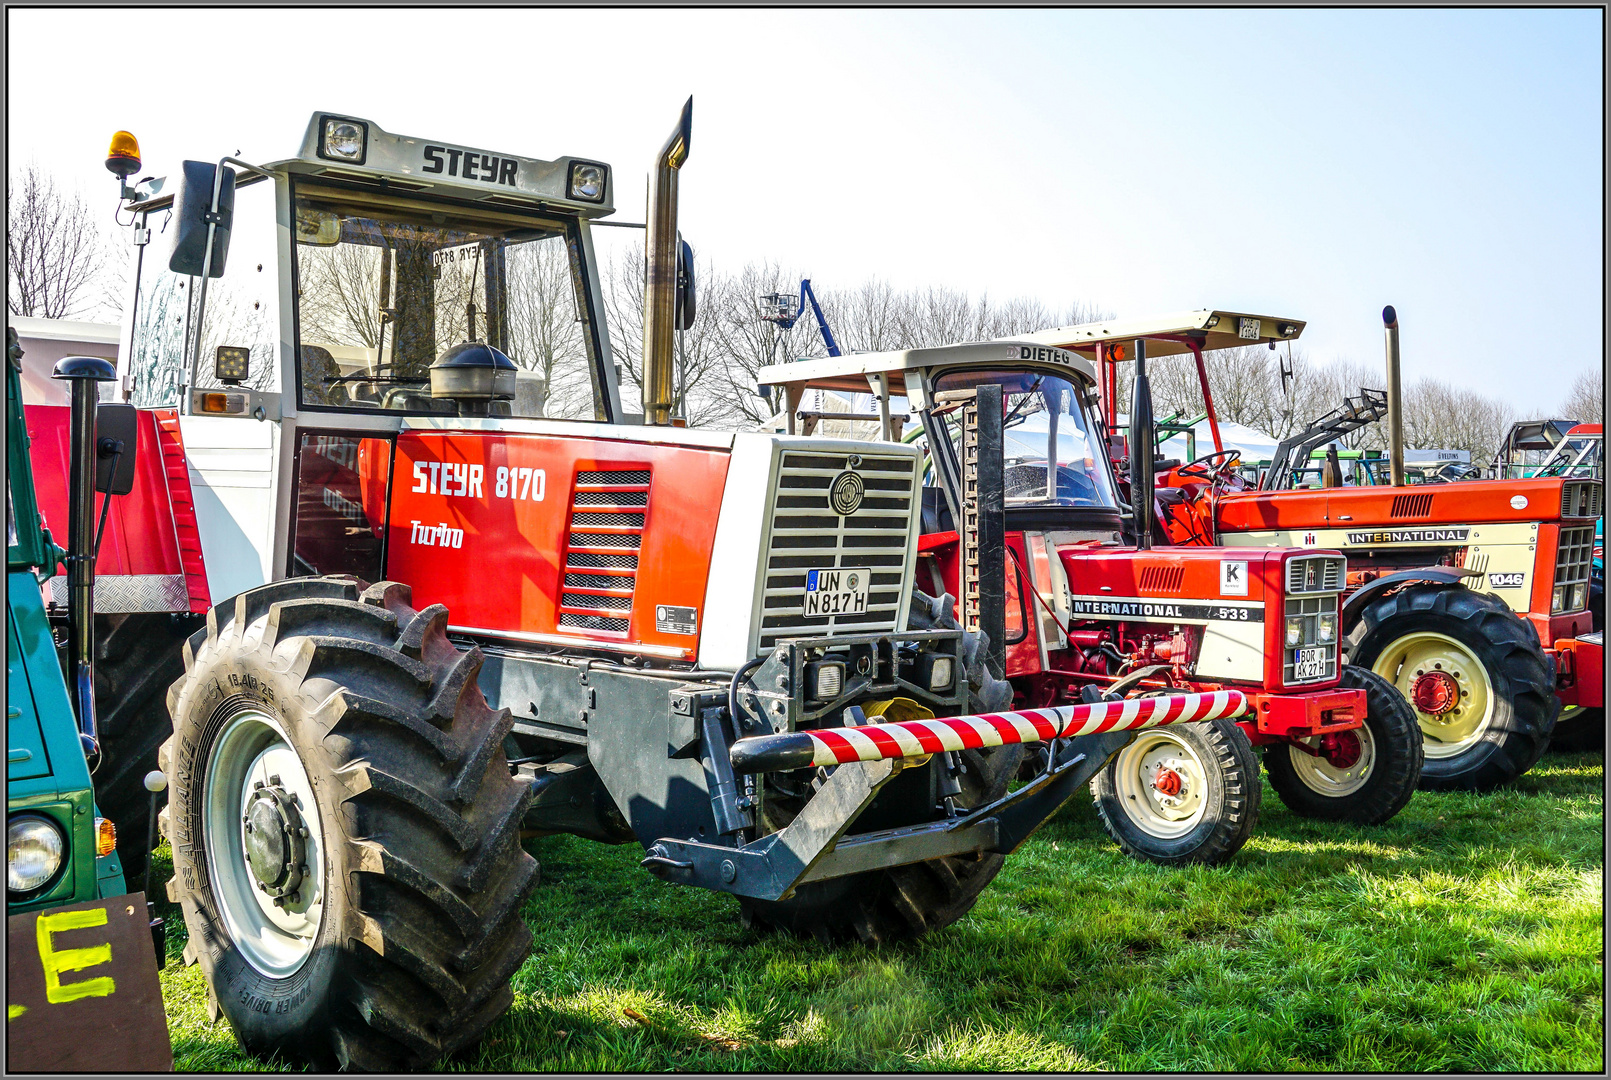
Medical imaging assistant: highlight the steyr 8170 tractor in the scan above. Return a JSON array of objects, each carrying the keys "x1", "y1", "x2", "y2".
[
  {"x1": 757, "y1": 340, "x2": 1423, "y2": 867},
  {"x1": 1016, "y1": 309, "x2": 1603, "y2": 789},
  {"x1": 108, "y1": 105, "x2": 1252, "y2": 1070}
]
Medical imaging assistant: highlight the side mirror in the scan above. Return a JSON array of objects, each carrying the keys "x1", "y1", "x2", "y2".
[
  {"x1": 295, "y1": 206, "x2": 341, "y2": 246},
  {"x1": 675, "y1": 238, "x2": 696, "y2": 331},
  {"x1": 94, "y1": 403, "x2": 139, "y2": 496},
  {"x1": 169, "y1": 160, "x2": 236, "y2": 277}
]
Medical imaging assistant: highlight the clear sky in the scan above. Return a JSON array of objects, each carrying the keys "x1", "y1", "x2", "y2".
[{"x1": 7, "y1": 8, "x2": 1602, "y2": 412}]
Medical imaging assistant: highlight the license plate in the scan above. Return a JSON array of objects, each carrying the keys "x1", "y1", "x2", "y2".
[
  {"x1": 1238, "y1": 317, "x2": 1261, "y2": 340},
  {"x1": 804, "y1": 567, "x2": 870, "y2": 618},
  {"x1": 1293, "y1": 646, "x2": 1328, "y2": 680}
]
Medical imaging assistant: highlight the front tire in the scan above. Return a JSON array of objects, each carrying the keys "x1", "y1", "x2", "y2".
[
  {"x1": 159, "y1": 577, "x2": 537, "y2": 1070},
  {"x1": 1263, "y1": 665, "x2": 1423, "y2": 824},
  {"x1": 1346, "y1": 585, "x2": 1558, "y2": 791},
  {"x1": 1091, "y1": 715, "x2": 1261, "y2": 867}
]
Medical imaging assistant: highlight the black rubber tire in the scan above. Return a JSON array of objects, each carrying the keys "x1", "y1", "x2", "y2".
[
  {"x1": 158, "y1": 576, "x2": 537, "y2": 1071},
  {"x1": 1090, "y1": 714, "x2": 1261, "y2": 867},
  {"x1": 737, "y1": 743, "x2": 1024, "y2": 944},
  {"x1": 90, "y1": 612, "x2": 204, "y2": 881},
  {"x1": 1548, "y1": 707, "x2": 1605, "y2": 753},
  {"x1": 1345, "y1": 585, "x2": 1558, "y2": 792},
  {"x1": 1263, "y1": 665, "x2": 1424, "y2": 824}
]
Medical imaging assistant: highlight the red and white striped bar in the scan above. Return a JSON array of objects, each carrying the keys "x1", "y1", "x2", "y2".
[{"x1": 726, "y1": 690, "x2": 1249, "y2": 775}]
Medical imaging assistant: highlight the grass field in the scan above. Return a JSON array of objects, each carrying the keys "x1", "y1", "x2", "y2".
[{"x1": 155, "y1": 752, "x2": 1604, "y2": 1072}]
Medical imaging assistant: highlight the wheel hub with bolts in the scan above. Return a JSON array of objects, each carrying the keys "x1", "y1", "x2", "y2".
[
  {"x1": 243, "y1": 778, "x2": 309, "y2": 905},
  {"x1": 1411, "y1": 668, "x2": 1461, "y2": 716},
  {"x1": 1152, "y1": 765, "x2": 1184, "y2": 797},
  {"x1": 1319, "y1": 730, "x2": 1363, "y2": 769}
]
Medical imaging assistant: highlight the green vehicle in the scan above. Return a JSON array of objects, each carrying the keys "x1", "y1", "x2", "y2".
[
  {"x1": 7, "y1": 327, "x2": 172, "y2": 1072},
  {"x1": 5, "y1": 329, "x2": 128, "y2": 914}
]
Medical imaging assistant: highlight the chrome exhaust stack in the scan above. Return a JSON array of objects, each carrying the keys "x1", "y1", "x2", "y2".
[
  {"x1": 1383, "y1": 305, "x2": 1405, "y2": 486},
  {"x1": 641, "y1": 97, "x2": 692, "y2": 426}
]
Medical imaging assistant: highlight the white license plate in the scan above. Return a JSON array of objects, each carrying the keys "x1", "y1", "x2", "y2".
[
  {"x1": 1238, "y1": 317, "x2": 1261, "y2": 340},
  {"x1": 1293, "y1": 646, "x2": 1328, "y2": 680},
  {"x1": 804, "y1": 567, "x2": 871, "y2": 618}
]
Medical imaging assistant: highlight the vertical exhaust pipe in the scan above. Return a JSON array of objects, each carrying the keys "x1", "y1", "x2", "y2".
[
  {"x1": 642, "y1": 97, "x2": 692, "y2": 426},
  {"x1": 51, "y1": 355, "x2": 117, "y2": 760},
  {"x1": 1129, "y1": 339, "x2": 1155, "y2": 549},
  {"x1": 1383, "y1": 306, "x2": 1405, "y2": 487}
]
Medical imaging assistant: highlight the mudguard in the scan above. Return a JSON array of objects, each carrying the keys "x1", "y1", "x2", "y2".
[{"x1": 1340, "y1": 567, "x2": 1477, "y2": 633}]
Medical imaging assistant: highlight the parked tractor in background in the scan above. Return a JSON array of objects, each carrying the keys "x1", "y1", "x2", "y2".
[
  {"x1": 6, "y1": 328, "x2": 172, "y2": 1069},
  {"x1": 1017, "y1": 309, "x2": 1603, "y2": 788},
  {"x1": 94, "y1": 104, "x2": 1259, "y2": 1070},
  {"x1": 759, "y1": 340, "x2": 1423, "y2": 867}
]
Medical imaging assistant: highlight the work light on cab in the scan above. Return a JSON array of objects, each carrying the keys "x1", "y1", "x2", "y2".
[
  {"x1": 568, "y1": 161, "x2": 608, "y2": 203},
  {"x1": 318, "y1": 116, "x2": 367, "y2": 163}
]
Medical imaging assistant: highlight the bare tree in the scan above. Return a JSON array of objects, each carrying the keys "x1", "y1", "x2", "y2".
[
  {"x1": 1560, "y1": 369, "x2": 1604, "y2": 425},
  {"x1": 8, "y1": 164, "x2": 106, "y2": 319}
]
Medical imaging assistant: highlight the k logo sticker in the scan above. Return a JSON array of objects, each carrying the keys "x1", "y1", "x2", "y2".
[{"x1": 1220, "y1": 560, "x2": 1249, "y2": 596}]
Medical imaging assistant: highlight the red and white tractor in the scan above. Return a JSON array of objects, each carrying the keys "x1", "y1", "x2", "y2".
[
  {"x1": 758, "y1": 339, "x2": 1424, "y2": 867},
  {"x1": 69, "y1": 105, "x2": 1272, "y2": 1070},
  {"x1": 1015, "y1": 309, "x2": 1603, "y2": 787}
]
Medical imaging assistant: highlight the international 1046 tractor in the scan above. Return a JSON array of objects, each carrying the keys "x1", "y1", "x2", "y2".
[
  {"x1": 758, "y1": 339, "x2": 1424, "y2": 867},
  {"x1": 1016, "y1": 310, "x2": 1603, "y2": 788},
  {"x1": 75, "y1": 104, "x2": 1281, "y2": 1070}
]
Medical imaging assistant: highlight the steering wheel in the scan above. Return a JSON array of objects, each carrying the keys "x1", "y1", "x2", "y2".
[{"x1": 1175, "y1": 448, "x2": 1242, "y2": 482}]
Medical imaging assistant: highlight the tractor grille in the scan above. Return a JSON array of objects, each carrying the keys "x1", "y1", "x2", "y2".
[
  {"x1": 758, "y1": 450, "x2": 917, "y2": 651},
  {"x1": 1283, "y1": 593, "x2": 1340, "y2": 685},
  {"x1": 557, "y1": 468, "x2": 649, "y2": 636},
  {"x1": 1561, "y1": 480, "x2": 1602, "y2": 519},
  {"x1": 1286, "y1": 555, "x2": 1345, "y2": 594},
  {"x1": 1138, "y1": 564, "x2": 1184, "y2": 594},
  {"x1": 1553, "y1": 525, "x2": 1594, "y2": 613}
]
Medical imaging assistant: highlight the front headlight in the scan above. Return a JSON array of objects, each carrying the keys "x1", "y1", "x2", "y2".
[
  {"x1": 1285, "y1": 616, "x2": 1305, "y2": 648},
  {"x1": 1570, "y1": 583, "x2": 1588, "y2": 611},
  {"x1": 1317, "y1": 612, "x2": 1337, "y2": 642},
  {"x1": 8, "y1": 815, "x2": 65, "y2": 894},
  {"x1": 927, "y1": 654, "x2": 955, "y2": 691},
  {"x1": 808, "y1": 660, "x2": 845, "y2": 700},
  {"x1": 568, "y1": 161, "x2": 607, "y2": 203},
  {"x1": 1553, "y1": 584, "x2": 1569, "y2": 612}
]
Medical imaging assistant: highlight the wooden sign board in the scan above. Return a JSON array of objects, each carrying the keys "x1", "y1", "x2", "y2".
[{"x1": 6, "y1": 892, "x2": 173, "y2": 1072}]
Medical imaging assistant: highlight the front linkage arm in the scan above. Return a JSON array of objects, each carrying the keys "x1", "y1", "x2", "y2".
[{"x1": 642, "y1": 690, "x2": 1248, "y2": 901}]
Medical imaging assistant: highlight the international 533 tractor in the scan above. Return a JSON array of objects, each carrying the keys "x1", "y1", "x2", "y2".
[
  {"x1": 1016, "y1": 309, "x2": 1603, "y2": 788},
  {"x1": 83, "y1": 105, "x2": 1272, "y2": 1070},
  {"x1": 758, "y1": 339, "x2": 1423, "y2": 868}
]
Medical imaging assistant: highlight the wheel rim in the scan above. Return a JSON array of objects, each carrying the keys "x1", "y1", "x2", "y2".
[
  {"x1": 1287, "y1": 724, "x2": 1377, "y2": 796},
  {"x1": 1111, "y1": 731, "x2": 1210, "y2": 839},
  {"x1": 203, "y1": 709, "x2": 326, "y2": 978},
  {"x1": 1371, "y1": 631, "x2": 1495, "y2": 759}
]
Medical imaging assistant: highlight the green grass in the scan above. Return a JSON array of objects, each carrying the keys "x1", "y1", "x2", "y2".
[{"x1": 154, "y1": 753, "x2": 1604, "y2": 1072}]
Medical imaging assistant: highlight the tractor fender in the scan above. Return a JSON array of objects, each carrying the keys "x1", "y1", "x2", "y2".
[{"x1": 1340, "y1": 567, "x2": 1475, "y2": 634}]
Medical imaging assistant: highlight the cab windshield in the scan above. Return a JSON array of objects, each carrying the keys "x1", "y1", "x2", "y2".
[
  {"x1": 931, "y1": 367, "x2": 1119, "y2": 510},
  {"x1": 292, "y1": 185, "x2": 607, "y2": 419}
]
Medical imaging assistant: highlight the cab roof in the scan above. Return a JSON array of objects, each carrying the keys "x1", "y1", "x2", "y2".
[
  {"x1": 756, "y1": 340, "x2": 1097, "y2": 394},
  {"x1": 1011, "y1": 309, "x2": 1306, "y2": 359},
  {"x1": 130, "y1": 110, "x2": 615, "y2": 219}
]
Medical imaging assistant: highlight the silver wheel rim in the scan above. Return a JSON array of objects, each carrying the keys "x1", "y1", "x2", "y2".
[
  {"x1": 1288, "y1": 724, "x2": 1377, "y2": 797},
  {"x1": 1112, "y1": 731, "x2": 1210, "y2": 839},
  {"x1": 203, "y1": 709, "x2": 325, "y2": 978}
]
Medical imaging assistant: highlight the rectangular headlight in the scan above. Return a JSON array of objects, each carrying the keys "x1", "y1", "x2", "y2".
[
  {"x1": 928, "y1": 655, "x2": 954, "y2": 691},
  {"x1": 1285, "y1": 616, "x2": 1305, "y2": 648},
  {"x1": 1317, "y1": 612, "x2": 1337, "y2": 642},
  {"x1": 568, "y1": 161, "x2": 607, "y2": 203},
  {"x1": 318, "y1": 116, "x2": 368, "y2": 164}
]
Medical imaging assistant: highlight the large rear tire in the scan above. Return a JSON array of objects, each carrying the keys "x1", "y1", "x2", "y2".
[
  {"x1": 159, "y1": 577, "x2": 537, "y2": 1071},
  {"x1": 1090, "y1": 715, "x2": 1261, "y2": 867},
  {"x1": 1263, "y1": 665, "x2": 1423, "y2": 824},
  {"x1": 91, "y1": 612, "x2": 204, "y2": 880},
  {"x1": 1346, "y1": 585, "x2": 1557, "y2": 791},
  {"x1": 737, "y1": 743, "x2": 1023, "y2": 944}
]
